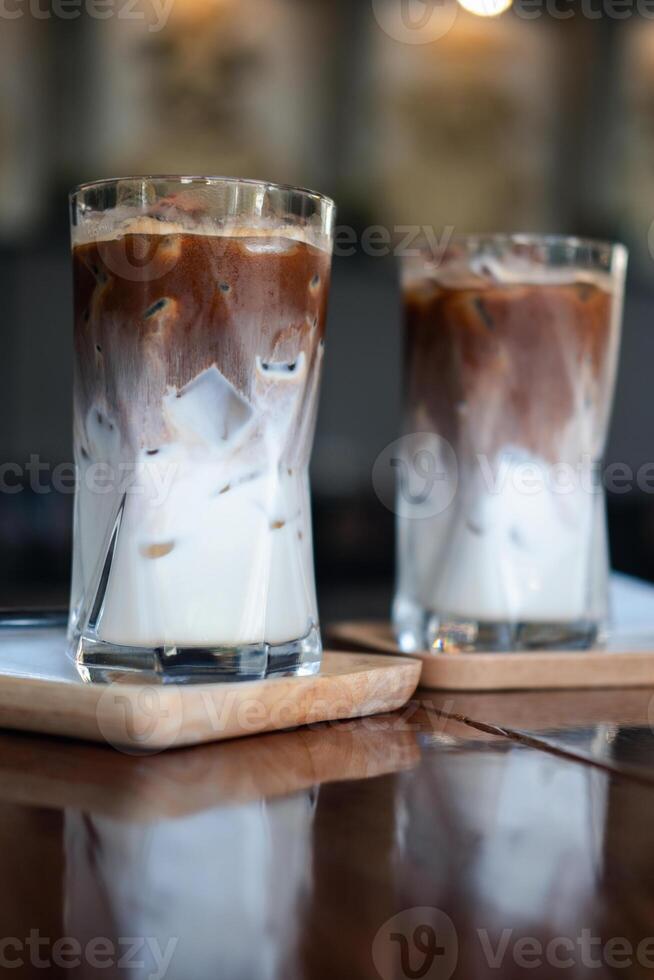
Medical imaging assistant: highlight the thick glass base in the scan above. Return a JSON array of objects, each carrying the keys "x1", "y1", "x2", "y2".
[
  {"x1": 71, "y1": 623, "x2": 322, "y2": 684},
  {"x1": 393, "y1": 596, "x2": 602, "y2": 653}
]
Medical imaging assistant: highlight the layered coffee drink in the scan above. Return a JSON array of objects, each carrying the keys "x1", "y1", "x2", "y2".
[
  {"x1": 68, "y1": 177, "x2": 335, "y2": 678},
  {"x1": 394, "y1": 237, "x2": 627, "y2": 652}
]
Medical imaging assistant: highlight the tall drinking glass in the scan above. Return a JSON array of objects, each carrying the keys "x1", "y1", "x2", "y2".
[
  {"x1": 394, "y1": 235, "x2": 627, "y2": 653},
  {"x1": 69, "y1": 176, "x2": 335, "y2": 679}
]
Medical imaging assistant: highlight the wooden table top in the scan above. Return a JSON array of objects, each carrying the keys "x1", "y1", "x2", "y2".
[{"x1": 3, "y1": 680, "x2": 654, "y2": 979}]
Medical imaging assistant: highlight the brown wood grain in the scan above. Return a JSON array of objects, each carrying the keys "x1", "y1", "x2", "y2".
[
  {"x1": 329, "y1": 621, "x2": 654, "y2": 691},
  {"x1": 0, "y1": 652, "x2": 421, "y2": 750}
]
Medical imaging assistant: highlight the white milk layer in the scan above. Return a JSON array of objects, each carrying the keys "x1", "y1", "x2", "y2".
[
  {"x1": 397, "y1": 450, "x2": 608, "y2": 623},
  {"x1": 72, "y1": 362, "x2": 319, "y2": 649},
  {"x1": 83, "y1": 464, "x2": 316, "y2": 648}
]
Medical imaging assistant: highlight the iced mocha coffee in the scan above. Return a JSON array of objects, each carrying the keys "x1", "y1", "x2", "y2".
[
  {"x1": 394, "y1": 238, "x2": 627, "y2": 652},
  {"x1": 68, "y1": 178, "x2": 334, "y2": 678}
]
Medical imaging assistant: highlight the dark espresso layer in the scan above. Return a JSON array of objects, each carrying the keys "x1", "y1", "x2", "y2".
[
  {"x1": 404, "y1": 278, "x2": 614, "y2": 462},
  {"x1": 73, "y1": 232, "x2": 331, "y2": 452}
]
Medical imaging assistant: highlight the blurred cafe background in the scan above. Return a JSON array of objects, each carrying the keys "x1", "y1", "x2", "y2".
[{"x1": 2, "y1": 0, "x2": 654, "y2": 616}]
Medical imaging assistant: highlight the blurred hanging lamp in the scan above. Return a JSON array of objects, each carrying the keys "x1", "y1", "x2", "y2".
[{"x1": 457, "y1": 0, "x2": 513, "y2": 16}]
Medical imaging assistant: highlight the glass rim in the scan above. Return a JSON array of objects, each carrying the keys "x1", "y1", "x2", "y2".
[
  {"x1": 411, "y1": 231, "x2": 627, "y2": 258},
  {"x1": 70, "y1": 174, "x2": 336, "y2": 212}
]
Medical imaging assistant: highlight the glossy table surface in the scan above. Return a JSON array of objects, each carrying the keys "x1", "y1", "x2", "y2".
[
  {"x1": 6, "y1": 697, "x2": 654, "y2": 980},
  {"x1": 4, "y1": 580, "x2": 654, "y2": 979}
]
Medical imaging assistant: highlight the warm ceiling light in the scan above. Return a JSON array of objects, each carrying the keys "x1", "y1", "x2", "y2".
[{"x1": 457, "y1": 0, "x2": 513, "y2": 16}]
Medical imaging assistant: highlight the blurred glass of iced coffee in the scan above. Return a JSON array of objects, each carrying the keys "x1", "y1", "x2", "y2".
[{"x1": 394, "y1": 235, "x2": 627, "y2": 652}]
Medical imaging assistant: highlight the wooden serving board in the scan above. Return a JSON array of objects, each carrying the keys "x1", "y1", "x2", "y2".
[
  {"x1": 328, "y1": 620, "x2": 654, "y2": 692},
  {"x1": 0, "y1": 628, "x2": 420, "y2": 751}
]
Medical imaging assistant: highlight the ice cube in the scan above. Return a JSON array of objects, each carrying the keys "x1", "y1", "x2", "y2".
[
  {"x1": 85, "y1": 405, "x2": 121, "y2": 462},
  {"x1": 163, "y1": 366, "x2": 253, "y2": 447}
]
